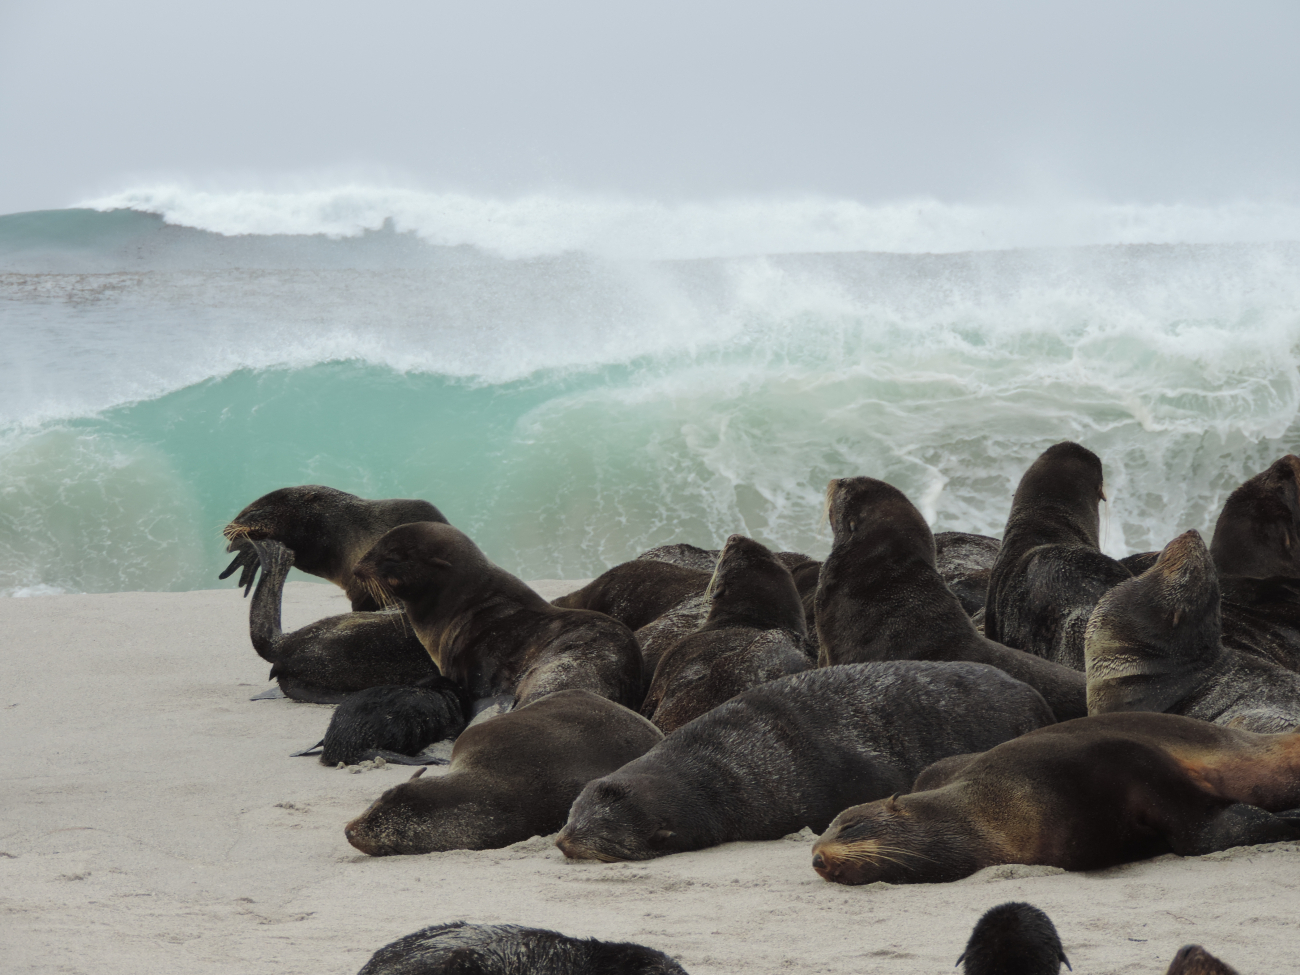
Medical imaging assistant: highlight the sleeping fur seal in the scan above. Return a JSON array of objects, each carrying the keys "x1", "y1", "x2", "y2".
[
  {"x1": 352, "y1": 522, "x2": 643, "y2": 709},
  {"x1": 356, "y1": 921, "x2": 688, "y2": 975},
  {"x1": 1085, "y1": 529, "x2": 1300, "y2": 732},
  {"x1": 814, "y1": 477, "x2": 1087, "y2": 720},
  {"x1": 811, "y1": 711, "x2": 1300, "y2": 885},
  {"x1": 222, "y1": 485, "x2": 447, "y2": 610},
  {"x1": 983, "y1": 442, "x2": 1132, "y2": 670},
  {"x1": 556, "y1": 661, "x2": 1054, "y2": 862},
  {"x1": 344, "y1": 689, "x2": 662, "y2": 855},
  {"x1": 641, "y1": 534, "x2": 812, "y2": 732},
  {"x1": 1211, "y1": 455, "x2": 1300, "y2": 671},
  {"x1": 245, "y1": 539, "x2": 437, "y2": 703},
  {"x1": 957, "y1": 902, "x2": 1069, "y2": 975}
]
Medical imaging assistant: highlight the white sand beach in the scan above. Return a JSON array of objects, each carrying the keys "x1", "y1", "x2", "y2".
[{"x1": 2, "y1": 582, "x2": 1296, "y2": 975}]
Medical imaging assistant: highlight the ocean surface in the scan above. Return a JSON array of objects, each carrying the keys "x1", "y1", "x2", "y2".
[{"x1": 3, "y1": 188, "x2": 1300, "y2": 596}]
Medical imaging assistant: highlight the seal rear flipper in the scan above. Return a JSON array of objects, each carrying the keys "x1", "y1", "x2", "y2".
[
  {"x1": 250, "y1": 686, "x2": 287, "y2": 700},
  {"x1": 1170, "y1": 802, "x2": 1300, "y2": 857},
  {"x1": 220, "y1": 544, "x2": 260, "y2": 595},
  {"x1": 291, "y1": 740, "x2": 325, "y2": 757}
]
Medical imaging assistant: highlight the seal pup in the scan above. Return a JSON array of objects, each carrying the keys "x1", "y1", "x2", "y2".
[
  {"x1": 1212, "y1": 455, "x2": 1300, "y2": 671},
  {"x1": 356, "y1": 921, "x2": 688, "y2": 975},
  {"x1": 222, "y1": 485, "x2": 447, "y2": 610},
  {"x1": 814, "y1": 477, "x2": 1087, "y2": 720},
  {"x1": 245, "y1": 539, "x2": 437, "y2": 703},
  {"x1": 811, "y1": 711, "x2": 1300, "y2": 885},
  {"x1": 935, "y1": 532, "x2": 1002, "y2": 618},
  {"x1": 292, "y1": 677, "x2": 470, "y2": 766},
  {"x1": 556, "y1": 661, "x2": 1054, "y2": 862},
  {"x1": 353, "y1": 522, "x2": 643, "y2": 709},
  {"x1": 1085, "y1": 530, "x2": 1300, "y2": 732},
  {"x1": 1165, "y1": 945, "x2": 1240, "y2": 975},
  {"x1": 642, "y1": 534, "x2": 813, "y2": 732},
  {"x1": 344, "y1": 689, "x2": 662, "y2": 855},
  {"x1": 957, "y1": 902, "x2": 1070, "y2": 975},
  {"x1": 983, "y1": 442, "x2": 1132, "y2": 670}
]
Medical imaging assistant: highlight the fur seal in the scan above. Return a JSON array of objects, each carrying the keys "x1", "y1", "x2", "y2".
[
  {"x1": 811, "y1": 711, "x2": 1300, "y2": 885},
  {"x1": 551, "y1": 560, "x2": 712, "y2": 631},
  {"x1": 555, "y1": 661, "x2": 1054, "y2": 862},
  {"x1": 353, "y1": 522, "x2": 643, "y2": 709},
  {"x1": 293, "y1": 678, "x2": 469, "y2": 766},
  {"x1": 344, "y1": 689, "x2": 663, "y2": 855},
  {"x1": 245, "y1": 539, "x2": 437, "y2": 703},
  {"x1": 1085, "y1": 530, "x2": 1300, "y2": 732},
  {"x1": 1212, "y1": 455, "x2": 1300, "y2": 671},
  {"x1": 1165, "y1": 945, "x2": 1239, "y2": 975},
  {"x1": 814, "y1": 477, "x2": 1087, "y2": 720},
  {"x1": 222, "y1": 485, "x2": 446, "y2": 611},
  {"x1": 356, "y1": 921, "x2": 688, "y2": 975},
  {"x1": 957, "y1": 902, "x2": 1070, "y2": 975},
  {"x1": 641, "y1": 534, "x2": 812, "y2": 732},
  {"x1": 635, "y1": 542, "x2": 721, "y2": 572},
  {"x1": 983, "y1": 442, "x2": 1132, "y2": 670},
  {"x1": 935, "y1": 532, "x2": 1002, "y2": 617}
]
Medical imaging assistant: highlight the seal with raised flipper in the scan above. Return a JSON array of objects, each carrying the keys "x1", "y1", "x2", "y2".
[
  {"x1": 555, "y1": 660, "x2": 1054, "y2": 862},
  {"x1": 814, "y1": 477, "x2": 1087, "y2": 720},
  {"x1": 352, "y1": 522, "x2": 643, "y2": 709},
  {"x1": 245, "y1": 539, "x2": 438, "y2": 703},
  {"x1": 641, "y1": 534, "x2": 813, "y2": 732},
  {"x1": 344, "y1": 689, "x2": 663, "y2": 855},
  {"x1": 983, "y1": 442, "x2": 1132, "y2": 670},
  {"x1": 1085, "y1": 529, "x2": 1300, "y2": 732},
  {"x1": 810, "y1": 711, "x2": 1300, "y2": 885},
  {"x1": 222, "y1": 485, "x2": 447, "y2": 610}
]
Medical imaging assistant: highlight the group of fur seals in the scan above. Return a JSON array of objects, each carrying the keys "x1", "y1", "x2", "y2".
[
  {"x1": 356, "y1": 921, "x2": 687, "y2": 975},
  {"x1": 345, "y1": 690, "x2": 662, "y2": 855},
  {"x1": 1085, "y1": 530, "x2": 1300, "y2": 732},
  {"x1": 640, "y1": 534, "x2": 812, "y2": 732},
  {"x1": 811, "y1": 711, "x2": 1300, "y2": 885},
  {"x1": 556, "y1": 661, "x2": 1053, "y2": 861},
  {"x1": 814, "y1": 476, "x2": 1087, "y2": 720}
]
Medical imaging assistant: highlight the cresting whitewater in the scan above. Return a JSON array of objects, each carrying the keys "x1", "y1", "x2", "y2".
[{"x1": 2, "y1": 188, "x2": 1300, "y2": 597}]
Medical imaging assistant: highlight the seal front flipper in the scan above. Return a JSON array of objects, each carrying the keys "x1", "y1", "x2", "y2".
[{"x1": 247, "y1": 539, "x2": 295, "y2": 663}]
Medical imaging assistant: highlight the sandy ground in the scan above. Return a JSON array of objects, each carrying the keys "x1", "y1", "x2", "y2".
[{"x1": 2, "y1": 582, "x2": 1298, "y2": 975}]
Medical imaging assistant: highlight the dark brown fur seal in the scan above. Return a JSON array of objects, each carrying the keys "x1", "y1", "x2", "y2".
[
  {"x1": 222, "y1": 485, "x2": 446, "y2": 610},
  {"x1": 814, "y1": 477, "x2": 1087, "y2": 720},
  {"x1": 356, "y1": 921, "x2": 688, "y2": 975},
  {"x1": 555, "y1": 661, "x2": 1054, "y2": 862},
  {"x1": 984, "y1": 442, "x2": 1132, "y2": 670},
  {"x1": 245, "y1": 540, "x2": 437, "y2": 703},
  {"x1": 1085, "y1": 530, "x2": 1300, "y2": 732},
  {"x1": 352, "y1": 522, "x2": 643, "y2": 709},
  {"x1": 811, "y1": 711, "x2": 1300, "y2": 885},
  {"x1": 957, "y1": 902, "x2": 1070, "y2": 975},
  {"x1": 551, "y1": 560, "x2": 712, "y2": 631},
  {"x1": 1212, "y1": 455, "x2": 1300, "y2": 671},
  {"x1": 1165, "y1": 945, "x2": 1240, "y2": 975},
  {"x1": 641, "y1": 534, "x2": 812, "y2": 732},
  {"x1": 935, "y1": 532, "x2": 1002, "y2": 617},
  {"x1": 344, "y1": 689, "x2": 662, "y2": 855},
  {"x1": 293, "y1": 677, "x2": 470, "y2": 766}
]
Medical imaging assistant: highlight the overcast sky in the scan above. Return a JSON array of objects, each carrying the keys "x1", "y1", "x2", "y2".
[{"x1": 2, "y1": 0, "x2": 1297, "y2": 215}]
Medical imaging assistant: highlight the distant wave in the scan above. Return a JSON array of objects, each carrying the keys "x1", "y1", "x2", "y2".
[{"x1": 79, "y1": 185, "x2": 1300, "y2": 260}]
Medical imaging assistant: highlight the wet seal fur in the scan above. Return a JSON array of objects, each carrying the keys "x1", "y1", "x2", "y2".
[
  {"x1": 642, "y1": 534, "x2": 813, "y2": 732},
  {"x1": 294, "y1": 677, "x2": 470, "y2": 766},
  {"x1": 356, "y1": 921, "x2": 688, "y2": 975},
  {"x1": 814, "y1": 477, "x2": 1087, "y2": 720},
  {"x1": 222, "y1": 485, "x2": 446, "y2": 611},
  {"x1": 353, "y1": 522, "x2": 643, "y2": 709},
  {"x1": 245, "y1": 539, "x2": 437, "y2": 703},
  {"x1": 1085, "y1": 529, "x2": 1300, "y2": 732},
  {"x1": 555, "y1": 660, "x2": 1054, "y2": 862},
  {"x1": 1212, "y1": 455, "x2": 1300, "y2": 671},
  {"x1": 957, "y1": 902, "x2": 1070, "y2": 975},
  {"x1": 345, "y1": 689, "x2": 662, "y2": 855},
  {"x1": 811, "y1": 711, "x2": 1300, "y2": 885},
  {"x1": 984, "y1": 442, "x2": 1132, "y2": 670},
  {"x1": 935, "y1": 532, "x2": 1002, "y2": 618}
]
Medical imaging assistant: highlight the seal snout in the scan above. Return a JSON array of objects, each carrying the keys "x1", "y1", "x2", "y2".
[{"x1": 344, "y1": 817, "x2": 383, "y2": 856}]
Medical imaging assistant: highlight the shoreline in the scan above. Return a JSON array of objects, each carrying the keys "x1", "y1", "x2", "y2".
[{"x1": 1, "y1": 583, "x2": 1294, "y2": 974}]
